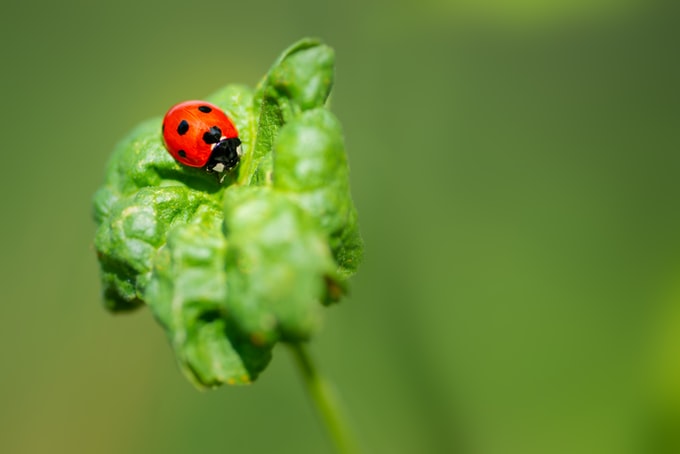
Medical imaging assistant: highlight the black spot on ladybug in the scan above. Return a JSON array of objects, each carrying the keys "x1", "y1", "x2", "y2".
[
  {"x1": 162, "y1": 123, "x2": 165, "y2": 132},
  {"x1": 202, "y1": 126, "x2": 222, "y2": 145},
  {"x1": 178, "y1": 150, "x2": 187, "y2": 158},
  {"x1": 177, "y1": 120, "x2": 189, "y2": 135},
  {"x1": 198, "y1": 105, "x2": 212, "y2": 113}
]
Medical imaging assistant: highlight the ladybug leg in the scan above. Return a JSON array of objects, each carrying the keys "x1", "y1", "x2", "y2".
[{"x1": 205, "y1": 166, "x2": 227, "y2": 184}]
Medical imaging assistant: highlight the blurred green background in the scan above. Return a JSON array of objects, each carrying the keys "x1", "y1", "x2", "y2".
[{"x1": 2, "y1": 1, "x2": 680, "y2": 453}]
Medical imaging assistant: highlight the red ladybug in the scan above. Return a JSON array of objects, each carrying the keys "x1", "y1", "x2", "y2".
[{"x1": 161, "y1": 101, "x2": 242, "y2": 179}]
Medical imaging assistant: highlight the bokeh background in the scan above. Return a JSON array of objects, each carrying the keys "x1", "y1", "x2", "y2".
[{"x1": 2, "y1": 1, "x2": 680, "y2": 453}]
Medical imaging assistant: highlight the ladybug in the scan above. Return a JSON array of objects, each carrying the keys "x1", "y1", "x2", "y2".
[{"x1": 161, "y1": 100, "x2": 242, "y2": 180}]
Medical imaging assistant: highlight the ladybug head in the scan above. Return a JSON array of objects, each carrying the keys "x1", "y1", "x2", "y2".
[{"x1": 206, "y1": 137, "x2": 242, "y2": 175}]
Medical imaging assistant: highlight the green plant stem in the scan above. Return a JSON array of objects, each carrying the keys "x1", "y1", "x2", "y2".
[{"x1": 289, "y1": 343, "x2": 361, "y2": 454}]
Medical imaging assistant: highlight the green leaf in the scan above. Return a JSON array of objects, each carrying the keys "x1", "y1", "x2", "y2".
[
  {"x1": 146, "y1": 207, "x2": 271, "y2": 387},
  {"x1": 273, "y1": 109, "x2": 363, "y2": 278},
  {"x1": 92, "y1": 38, "x2": 363, "y2": 388},
  {"x1": 223, "y1": 187, "x2": 337, "y2": 345},
  {"x1": 242, "y1": 38, "x2": 335, "y2": 186},
  {"x1": 93, "y1": 184, "x2": 221, "y2": 311}
]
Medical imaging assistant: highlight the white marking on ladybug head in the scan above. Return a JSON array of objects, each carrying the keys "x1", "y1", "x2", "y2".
[
  {"x1": 213, "y1": 163, "x2": 226, "y2": 173},
  {"x1": 236, "y1": 145, "x2": 243, "y2": 156}
]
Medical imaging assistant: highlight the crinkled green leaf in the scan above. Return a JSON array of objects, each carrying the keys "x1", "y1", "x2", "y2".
[
  {"x1": 273, "y1": 109, "x2": 363, "y2": 278},
  {"x1": 223, "y1": 187, "x2": 337, "y2": 345},
  {"x1": 94, "y1": 185, "x2": 221, "y2": 311},
  {"x1": 146, "y1": 207, "x2": 271, "y2": 387},
  {"x1": 92, "y1": 38, "x2": 362, "y2": 388},
  {"x1": 243, "y1": 38, "x2": 335, "y2": 186}
]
